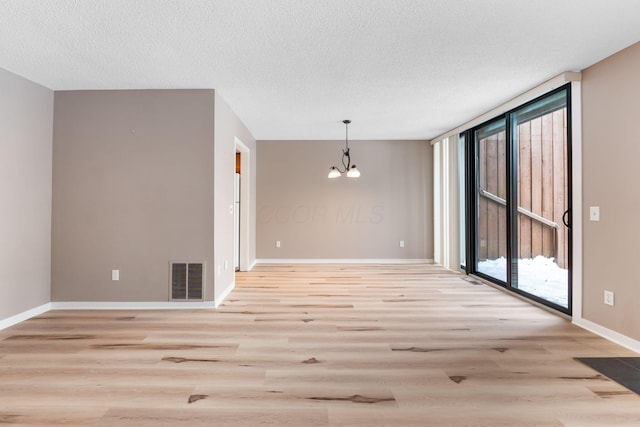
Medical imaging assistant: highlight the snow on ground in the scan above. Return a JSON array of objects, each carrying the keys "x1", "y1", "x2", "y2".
[{"x1": 477, "y1": 256, "x2": 568, "y2": 308}]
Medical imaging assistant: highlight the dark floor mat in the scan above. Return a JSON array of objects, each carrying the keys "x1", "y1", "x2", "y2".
[{"x1": 576, "y1": 357, "x2": 640, "y2": 394}]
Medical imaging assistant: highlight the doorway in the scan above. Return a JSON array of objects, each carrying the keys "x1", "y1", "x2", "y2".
[
  {"x1": 234, "y1": 152, "x2": 241, "y2": 272},
  {"x1": 234, "y1": 137, "x2": 252, "y2": 272},
  {"x1": 469, "y1": 85, "x2": 572, "y2": 313}
]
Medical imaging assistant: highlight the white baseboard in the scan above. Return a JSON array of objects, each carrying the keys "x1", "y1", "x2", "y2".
[
  {"x1": 215, "y1": 281, "x2": 235, "y2": 308},
  {"x1": 0, "y1": 303, "x2": 51, "y2": 331},
  {"x1": 573, "y1": 317, "x2": 640, "y2": 354},
  {"x1": 255, "y1": 259, "x2": 434, "y2": 264},
  {"x1": 50, "y1": 301, "x2": 217, "y2": 310}
]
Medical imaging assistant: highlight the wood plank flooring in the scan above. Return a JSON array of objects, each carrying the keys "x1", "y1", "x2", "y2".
[{"x1": 1, "y1": 264, "x2": 639, "y2": 426}]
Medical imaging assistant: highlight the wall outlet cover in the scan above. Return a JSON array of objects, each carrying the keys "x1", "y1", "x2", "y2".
[{"x1": 604, "y1": 290, "x2": 615, "y2": 306}]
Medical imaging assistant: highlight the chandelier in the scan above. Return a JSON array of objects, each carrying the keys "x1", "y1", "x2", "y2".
[{"x1": 328, "y1": 120, "x2": 361, "y2": 178}]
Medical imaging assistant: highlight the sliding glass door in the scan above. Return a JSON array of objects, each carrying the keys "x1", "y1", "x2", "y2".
[{"x1": 469, "y1": 86, "x2": 571, "y2": 313}]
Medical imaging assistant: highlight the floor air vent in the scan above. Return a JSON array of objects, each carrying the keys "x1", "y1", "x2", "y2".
[{"x1": 170, "y1": 262, "x2": 204, "y2": 301}]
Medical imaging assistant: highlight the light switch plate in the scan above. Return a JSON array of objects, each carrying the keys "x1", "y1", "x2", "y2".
[
  {"x1": 590, "y1": 206, "x2": 600, "y2": 221},
  {"x1": 112, "y1": 269, "x2": 120, "y2": 281}
]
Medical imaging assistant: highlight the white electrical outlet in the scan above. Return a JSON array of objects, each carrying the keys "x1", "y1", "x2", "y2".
[
  {"x1": 111, "y1": 269, "x2": 119, "y2": 281},
  {"x1": 399, "y1": 240, "x2": 405, "y2": 248},
  {"x1": 276, "y1": 240, "x2": 281, "y2": 248},
  {"x1": 604, "y1": 290, "x2": 615, "y2": 306},
  {"x1": 590, "y1": 206, "x2": 600, "y2": 221}
]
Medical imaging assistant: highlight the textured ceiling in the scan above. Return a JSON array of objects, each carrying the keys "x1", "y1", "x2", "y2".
[{"x1": 0, "y1": 0, "x2": 638, "y2": 140}]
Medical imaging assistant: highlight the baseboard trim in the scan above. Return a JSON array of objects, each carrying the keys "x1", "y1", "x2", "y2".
[
  {"x1": 573, "y1": 317, "x2": 640, "y2": 354},
  {"x1": 50, "y1": 301, "x2": 217, "y2": 310},
  {"x1": 0, "y1": 303, "x2": 51, "y2": 331},
  {"x1": 255, "y1": 259, "x2": 434, "y2": 264},
  {"x1": 215, "y1": 281, "x2": 235, "y2": 308}
]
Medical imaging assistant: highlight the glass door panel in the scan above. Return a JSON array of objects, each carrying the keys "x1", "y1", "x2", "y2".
[
  {"x1": 511, "y1": 90, "x2": 570, "y2": 309},
  {"x1": 475, "y1": 119, "x2": 507, "y2": 282}
]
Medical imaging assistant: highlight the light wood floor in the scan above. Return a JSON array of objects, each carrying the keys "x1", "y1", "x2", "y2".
[{"x1": 1, "y1": 264, "x2": 639, "y2": 426}]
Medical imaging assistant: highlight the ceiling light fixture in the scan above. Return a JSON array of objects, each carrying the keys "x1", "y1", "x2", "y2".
[{"x1": 328, "y1": 120, "x2": 360, "y2": 179}]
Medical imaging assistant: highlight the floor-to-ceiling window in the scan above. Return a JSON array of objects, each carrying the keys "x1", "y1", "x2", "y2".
[
  {"x1": 466, "y1": 85, "x2": 572, "y2": 313},
  {"x1": 458, "y1": 134, "x2": 466, "y2": 270}
]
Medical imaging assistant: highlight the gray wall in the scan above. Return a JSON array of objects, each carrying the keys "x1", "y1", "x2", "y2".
[
  {"x1": 0, "y1": 68, "x2": 53, "y2": 320},
  {"x1": 582, "y1": 42, "x2": 640, "y2": 341},
  {"x1": 213, "y1": 92, "x2": 256, "y2": 300},
  {"x1": 256, "y1": 139, "x2": 433, "y2": 260},
  {"x1": 52, "y1": 90, "x2": 216, "y2": 302}
]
